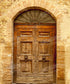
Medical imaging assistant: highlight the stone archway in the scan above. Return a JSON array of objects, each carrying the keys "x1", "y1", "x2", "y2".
[
  {"x1": 13, "y1": 7, "x2": 56, "y2": 84},
  {"x1": 0, "y1": 0, "x2": 65, "y2": 84}
]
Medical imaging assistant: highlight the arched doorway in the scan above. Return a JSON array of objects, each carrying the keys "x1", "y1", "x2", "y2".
[{"x1": 13, "y1": 7, "x2": 56, "y2": 84}]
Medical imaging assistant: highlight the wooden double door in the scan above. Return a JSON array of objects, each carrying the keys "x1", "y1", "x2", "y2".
[{"x1": 13, "y1": 24, "x2": 56, "y2": 84}]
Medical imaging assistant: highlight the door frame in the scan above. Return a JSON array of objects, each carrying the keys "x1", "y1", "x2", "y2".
[{"x1": 13, "y1": 23, "x2": 56, "y2": 83}]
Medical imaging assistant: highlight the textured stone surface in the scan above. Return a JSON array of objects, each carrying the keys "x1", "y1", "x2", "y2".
[{"x1": 0, "y1": 0, "x2": 70, "y2": 84}]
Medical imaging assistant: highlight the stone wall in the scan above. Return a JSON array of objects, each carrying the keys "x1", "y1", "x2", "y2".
[{"x1": 0, "y1": 0, "x2": 70, "y2": 84}]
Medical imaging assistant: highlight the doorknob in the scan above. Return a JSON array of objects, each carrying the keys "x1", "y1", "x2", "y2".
[{"x1": 34, "y1": 60, "x2": 36, "y2": 62}]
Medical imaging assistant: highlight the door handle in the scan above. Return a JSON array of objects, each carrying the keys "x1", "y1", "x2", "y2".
[{"x1": 34, "y1": 60, "x2": 36, "y2": 62}]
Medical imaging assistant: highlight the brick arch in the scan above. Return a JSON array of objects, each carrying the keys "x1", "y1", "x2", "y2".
[
  {"x1": 13, "y1": 6, "x2": 56, "y2": 23},
  {"x1": 2, "y1": 0, "x2": 64, "y2": 84}
]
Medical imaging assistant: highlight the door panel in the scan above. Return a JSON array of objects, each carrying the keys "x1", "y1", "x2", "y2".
[{"x1": 13, "y1": 25, "x2": 56, "y2": 84}]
